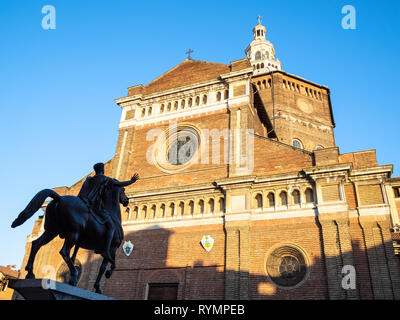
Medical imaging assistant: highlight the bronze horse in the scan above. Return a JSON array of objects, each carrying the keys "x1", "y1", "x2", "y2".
[{"x1": 11, "y1": 183, "x2": 129, "y2": 294}]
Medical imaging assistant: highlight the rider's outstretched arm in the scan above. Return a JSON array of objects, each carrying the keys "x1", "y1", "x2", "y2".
[{"x1": 111, "y1": 173, "x2": 139, "y2": 187}]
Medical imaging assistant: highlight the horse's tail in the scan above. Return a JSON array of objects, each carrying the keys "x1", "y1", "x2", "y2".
[{"x1": 11, "y1": 189, "x2": 61, "y2": 228}]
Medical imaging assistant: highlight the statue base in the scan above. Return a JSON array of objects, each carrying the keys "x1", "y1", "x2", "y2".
[{"x1": 8, "y1": 279, "x2": 115, "y2": 300}]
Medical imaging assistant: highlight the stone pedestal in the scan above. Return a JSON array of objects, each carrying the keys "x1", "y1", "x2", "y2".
[{"x1": 8, "y1": 279, "x2": 115, "y2": 300}]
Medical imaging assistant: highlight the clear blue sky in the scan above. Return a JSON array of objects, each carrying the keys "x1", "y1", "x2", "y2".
[{"x1": 0, "y1": 0, "x2": 399, "y2": 267}]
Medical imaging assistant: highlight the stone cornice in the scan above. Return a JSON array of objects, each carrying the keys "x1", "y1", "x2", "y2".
[
  {"x1": 127, "y1": 182, "x2": 217, "y2": 199},
  {"x1": 115, "y1": 68, "x2": 253, "y2": 107},
  {"x1": 350, "y1": 165, "x2": 393, "y2": 177},
  {"x1": 302, "y1": 163, "x2": 352, "y2": 176},
  {"x1": 219, "y1": 67, "x2": 254, "y2": 80}
]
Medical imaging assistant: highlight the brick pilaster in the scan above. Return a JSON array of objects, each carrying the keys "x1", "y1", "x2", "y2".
[
  {"x1": 319, "y1": 219, "x2": 347, "y2": 299},
  {"x1": 238, "y1": 226, "x2": 250, "y2": 300},
  {"x1": 224, "y1": 222, "x2": 250, "y2": 300},
  {"x1": 224, "y1": 226, "x2": 240, "y2": 299},
  {"x1": 318, "y1": 216, "x2": 359, "y2": 299},
  {"x1": 360, "y1": 219, "x2": 400, "y2": 299}
]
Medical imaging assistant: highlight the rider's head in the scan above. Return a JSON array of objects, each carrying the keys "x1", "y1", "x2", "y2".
[{"x1": 93, "y1": 162, "x2": 105, "y2": 175}]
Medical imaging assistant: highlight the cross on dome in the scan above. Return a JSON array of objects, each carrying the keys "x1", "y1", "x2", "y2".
[{"x1": 186, "y1": 49, "x2": 194, "y2": 60}]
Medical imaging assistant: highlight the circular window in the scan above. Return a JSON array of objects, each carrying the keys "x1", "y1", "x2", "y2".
[
  {"x1": 265, "y1": 245, "x2": 308, "y2": 288},
  {"x1": 167, "y1": 130, "x2": 198, "y2": 165},
  {"x1": 153, "y1": 125, "x2": 201, "y2": 173},
  {"x1": 56, "y1": 259, "x2": 82, "y2": 285}
]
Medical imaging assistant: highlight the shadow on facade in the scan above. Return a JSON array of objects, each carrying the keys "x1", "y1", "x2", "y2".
[{"x1": 14, "y1": 222, "x2": 400, "y2": 300}]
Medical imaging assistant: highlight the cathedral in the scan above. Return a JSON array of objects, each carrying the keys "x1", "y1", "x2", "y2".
[{"x1": 18, "y1": 20, "x2": 400, "y2": 300}]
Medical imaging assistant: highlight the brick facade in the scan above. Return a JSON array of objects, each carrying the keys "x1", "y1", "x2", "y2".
[{"x1": 16, "y1": 25, "x2": 400, "y2": 300}]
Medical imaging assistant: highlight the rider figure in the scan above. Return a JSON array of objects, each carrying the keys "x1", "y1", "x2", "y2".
[{"x1": 78, "y1": 163, "x2": 139, "y2": 262}]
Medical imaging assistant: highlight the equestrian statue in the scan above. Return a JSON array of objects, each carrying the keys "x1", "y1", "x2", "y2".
[{"x1": 11, "y1": 162, "x2": 139, "y2": 294}]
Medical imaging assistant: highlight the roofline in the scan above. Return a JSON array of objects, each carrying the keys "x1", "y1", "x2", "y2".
[
  {"x1": 144, "y1": 59, "x2": 229, "y2": 88},
  {"x1": 251, "y1": 132, "x2": 313, "y2": 156},
  {"x1": 388, "y1": 177, "x2": 400, "y2": 185}
]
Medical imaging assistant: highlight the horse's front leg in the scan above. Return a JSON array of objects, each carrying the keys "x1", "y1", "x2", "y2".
[
  {"x1": 94, "y1": 257, "x2": 108, "y2": 294},
  {"x1": 105, "y1": 246, "x2": 117, "y2": 279},
  {"x1": 25, "y1": 231, "x2": 57, "y2": 279},
  {"x1": 59, "y1": 233, "x2": 79, "y2": 286},
  {"x1": 71, "y1": 245, "x2": 79, "y2": 264}
]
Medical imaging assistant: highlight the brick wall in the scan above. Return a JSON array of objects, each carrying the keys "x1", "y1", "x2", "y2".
[{"x1": 252, "y1": 72, "x2": 336, "y2": 151}]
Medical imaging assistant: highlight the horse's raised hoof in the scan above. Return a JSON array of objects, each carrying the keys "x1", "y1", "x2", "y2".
[{"x1": 105, "y1": 270, "x2": 112, "y2": 279}]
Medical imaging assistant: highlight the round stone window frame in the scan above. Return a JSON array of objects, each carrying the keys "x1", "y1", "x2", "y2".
[
  {"x1": 263, "y1": 243, "x2": 310, "y2": 290},
  {"x1": 152, "y1": 123, "x2": 202, "y2": 174}
]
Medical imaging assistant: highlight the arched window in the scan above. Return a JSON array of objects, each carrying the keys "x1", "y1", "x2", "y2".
[
  {"x1": 169, "y1": 203, "x2": 175, "y2": 217},
  {"x1": 195, "y1": 96, "x2": 200, "y2": 106},
  {"x1": 160, "y1": 204, "x2": 166, "y2": 217},
  {"x1": 198, "y1": 199, "x2": 204, "y2": 214},
  {"x1": 134, "y1": 206, "x2": 139, "y2": 219},
  {"x1": 280, "y1": 191, "x2": 288, "y2": 206},
  {"x1": 189, "y1": 201, "x2": 194, "y2": 215},
  {"x1": 261, "y1": 63, "x2": 264, "y2": 68},
  {"x1": 179, "y1": 202, "x2": 185, "y2": 216},
  {"x1": 257, "y1": 30, "x2": 260, "y2": 37},
  {"x1": 305, "y1": 188, "x2": 314, "y2": 203},
  {"x1": 292, "y1": 190, "x2": 301, "y2": 205},
  {"x1": 257, "y1": 81, "x2": 261, "y2": 90},
  {"x1": 151, "y1": 205, "x2": 156, "y2": 219},
  {"x1": 255, "y1": 193, "x2": 263, "y2": 209},
  {"x1": 315, "y1": 146, "x2": 324, "y2": 150},
  {"x1": 188, "y1": 98, "x2": 193, "y2": 107},
  {"x1": 283, "y1": 80, "x2": 287, "y2": 89},
  {"x1": 292, "y1": 139, "x2": 303, "y2": 149},
  {"x1": 268, "y1": 79, "x2": 272, "y2": 88},
  {"x1": 141, "y1": 108, "x2": 146, "y2": 117},
  {"x1": 208, "y1": 198, "x2": 214, "y2": 214},
  {"x1": 142, "y1": 206, "x2": 147, "y2": 219},
  {"x1": 267, "y1": 193, "x2": 275, "y2": 208},
  {"x1": 202, "y1": 95, "x2": 207, "y2": 105},
  {"x1": 167, "y1": 102, "x2": 171, "y2": 112},
  {"x1": 216, "y1": 91, "x2": 221, "y2": 101},
  {"x1": 160, "y1": 104, "x2": 165, "y2": 113},
  {"x1": 265, "y1": 51, "x2": 269, "y2": 59},
  {"x1": 181, "y1": 99, "x2": 185, "y2": 109},
  {"x1": 174, "y1": 101, "x2": 178, "y2": 110},
  {"x1": 148, "y1": 107, "x2": 152, "y2": 116},
  {"x1": 262, "y1": 80, "x2": 267, "y2": 89},
  {"x1": 224, "y1": 90, "x2": 229, "y2": 100},
  {"x1": 219, "y1": 198, "x2": 225, "y2": 213}
]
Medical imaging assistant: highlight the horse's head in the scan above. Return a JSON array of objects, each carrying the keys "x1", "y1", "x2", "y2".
[{"x1": 119, "y1": 187, "x2": 129, "y2": 207}]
